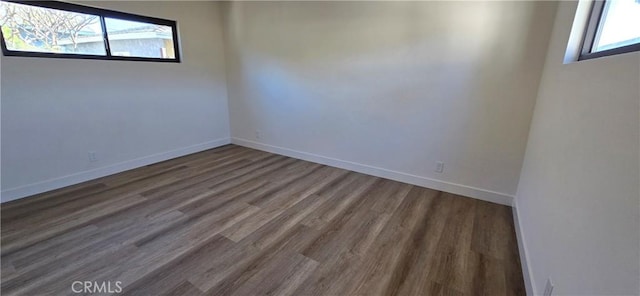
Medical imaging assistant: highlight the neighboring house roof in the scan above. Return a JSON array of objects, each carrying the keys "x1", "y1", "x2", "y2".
[{"x1": 57, "y1": 26, "x2": 171, "y2": 45}]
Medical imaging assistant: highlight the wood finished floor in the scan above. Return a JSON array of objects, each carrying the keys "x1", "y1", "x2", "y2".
[{"x1": 1, "y1": 145, "x2": 524, "y2": 296}]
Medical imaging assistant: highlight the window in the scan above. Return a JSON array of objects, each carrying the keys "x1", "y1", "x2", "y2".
[
  {"x1": 580, "y1": 0, "x2": 640, "y2": 60},
  {"x1": 0, "y1": 0, "x2": 180, "y2": 62},
  {"x1": 105, "y1": 18, "x2": 176, "y2": 59}
]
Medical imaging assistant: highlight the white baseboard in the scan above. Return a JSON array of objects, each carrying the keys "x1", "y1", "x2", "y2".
[
  {"x1": 513, "y1": 200, "x2": 536, "y2": 296},
  {"x1": 1, "y1": 138, "x2": 231, "y2": 203},
  {"x1": 232, "y1": 137, "x2": 514, "y2": 206}
]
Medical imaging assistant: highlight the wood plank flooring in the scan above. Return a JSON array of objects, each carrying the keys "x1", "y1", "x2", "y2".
[{"x1": 0, "y1": 145, "x2": 525, "y2": 296}]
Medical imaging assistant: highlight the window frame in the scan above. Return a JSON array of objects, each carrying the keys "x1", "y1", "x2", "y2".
[
  {"x1": 579, "y1": 0, "x2": 640, "y2": 61},
  {"x1": 0, "y1": 0, "x2": 181, "y2": 62}
]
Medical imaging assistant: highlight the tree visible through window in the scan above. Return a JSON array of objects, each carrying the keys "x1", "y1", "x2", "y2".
[{"x1": 0, "y1": 2, "x2": 104, "y2": 54}]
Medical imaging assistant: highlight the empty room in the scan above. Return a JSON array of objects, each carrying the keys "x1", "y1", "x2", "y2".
[{"x1": 1, "y1": 0, "x2": 638, "y2": 295}]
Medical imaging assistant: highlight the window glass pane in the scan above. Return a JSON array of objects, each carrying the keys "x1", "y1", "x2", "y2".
[
  {"x1": 593, "y1": 0, "x2": 640, "y2": 52},
  {"x1": 104, "y1": 17, "x2": 175, "y2": 59},
  {"x1": 0, "y1": 1, "x2": 105, "y2": 55}
]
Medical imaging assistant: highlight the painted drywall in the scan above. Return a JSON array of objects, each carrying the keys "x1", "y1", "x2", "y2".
[
  {"x1": 1, "y1": 1, "x2": 230, "y2": 202},
  {"x1": 515, "y1": 1, "x2": 640, "y2": 295},
  {"x1": 223, "y1": 1, "x2": 557, "y2": 204}
]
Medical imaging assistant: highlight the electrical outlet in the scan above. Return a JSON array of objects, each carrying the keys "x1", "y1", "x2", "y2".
[
  {"x1": 543, "y1": 278, "x2": 554, "y2": 296},
  {"x1": 88, "y1": 151, "x2": 98, "y2": 163},
  {"x1": 435, "y1": 161, "x2": 444, "y2": 173},
  {"x1": 255, "y1": 130, "x2": 262, "y2": 140}
]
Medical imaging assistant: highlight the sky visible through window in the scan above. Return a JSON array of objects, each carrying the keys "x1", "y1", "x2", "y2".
[{"x1": 593, "y1": 0, "x2": 640, "y2": 52}]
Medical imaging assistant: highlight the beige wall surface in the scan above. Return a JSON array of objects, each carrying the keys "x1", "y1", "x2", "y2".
[
  {"x1": 1, "y1": 1, "x2": 231, "y2": 201},
  {"x1": 224, "y1": 1, "x2": 557, "y2": 203},
  {"x1": 516, "y1": 1, "x2": 640, "y2": 295}
]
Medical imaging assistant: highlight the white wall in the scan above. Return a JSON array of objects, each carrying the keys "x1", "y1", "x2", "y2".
[
  {"x1": 1, "y1": 1, "x2": 230, "y2": 202},
  {"x1": 516, "y1": 1, "x2": 640, "y2": 295},
  {"x1": 223, "y1": 1, "x2": 557, "y2": 205}
]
